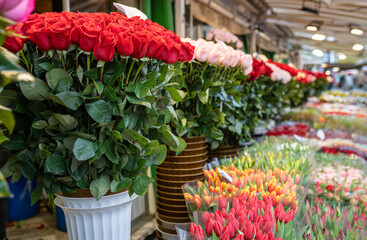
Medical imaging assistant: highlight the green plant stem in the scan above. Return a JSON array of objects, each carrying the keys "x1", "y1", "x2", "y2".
[
  {"x1": 125, "y1": 60, "x2": 136, "y2": 86},
  {"x1": 19, "y1": 50, "x2": 30, "y2": 72},
  {"x1": 61, "y1": 54, "x2": 66, "y2": 70},
  {"x1": 86, "y1": 54, "x2": 91, "y2": 85},
  {"x1": 132, "y1": 62, "x2": 144, "y2": 84},
  {"x1": 99, "y1": 64, "x2": 105, "y2": 83}
]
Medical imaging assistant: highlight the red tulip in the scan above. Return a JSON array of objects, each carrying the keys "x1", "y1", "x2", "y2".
[
  {"x1": 244, "y1": 224, "x2": 256, "y2": 240},
  {"x1": 275, "y1": 204, "x2": 286, "y2": 222},
  {"x1": 220, "y1": 224, "x2": 231, "y2": 240},
  {"x1": 214, "y1": 221, "x2": 223, "y2": 237},
  {"x1": 205, "y1": 218, "x2": 215, "y2": 236},
  {"x1": 190, "y1": 222, "x2": 196, "y2": 238},
  {"x1": 202, "y1": 211, "x2": 210, "y2": 226},
  {"x1": 215, "y1": 210, "x2": 224, "y2": 225},
  {"x1": 221, "y1": 208, "x2": 227, "y2": 219},
  {"x1": 219, "y1": 195, "x2": 227, "y2": 209},
  {"x1": 284, "y1": 209, "x2": 294, "y2": 223}
]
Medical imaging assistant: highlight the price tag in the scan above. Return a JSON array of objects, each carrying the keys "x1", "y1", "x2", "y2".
[
  {"x1": 113, "y1": 3, "x2": 147, "y2": 19},
  {"x1": 217, "y1": 168, "x2": 233, "y2": 183}
]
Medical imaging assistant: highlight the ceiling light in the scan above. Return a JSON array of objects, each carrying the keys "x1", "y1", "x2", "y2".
[
  {"x1": 325, "y1": 70, "x2": 331, "y2": 75},
  {"x1": 332, "y1": 67, "x2": 340, "y2": 72},
  {"x1": 312, "y1": 34, "x2": 326, "y2": 41},
  {"x1": 312, "y1": 49, "x2": 324, "y2": 57},
  {"x1": 353, "y1": 44, "x2": 364, "y2": 51},
  {"x1": 338, "y1": 53, "x2": 346, "y2": 60},
  {"x1": 306, "y1": 25, "x2": 318, "y2": 31},
  {"x1": 326, "y1": 36, "x2": 335, "y2": 42},
  {"x1": 321, "y1": 63, "x2": 327, "y2": 68},
  {"x1": 350, "y1": 25, "x2": 364, "y2": 35}
]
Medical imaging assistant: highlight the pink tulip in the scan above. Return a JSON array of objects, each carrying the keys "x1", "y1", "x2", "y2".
[{"x1": 0, "y1": 0, "x2": 34, "y2": 22}]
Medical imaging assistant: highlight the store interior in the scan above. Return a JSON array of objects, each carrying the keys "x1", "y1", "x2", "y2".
[{"x1": 0, "y1": 0, "x2": 367, "y2": 240}]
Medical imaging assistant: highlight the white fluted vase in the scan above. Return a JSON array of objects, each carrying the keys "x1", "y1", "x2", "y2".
[{"x1": 55, "y1": 191, "x2": 138, "y2": 240}]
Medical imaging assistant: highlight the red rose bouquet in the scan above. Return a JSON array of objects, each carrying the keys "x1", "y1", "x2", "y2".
[{"x1": 1, "y1": 11, "x2": 195, "y2": 201}]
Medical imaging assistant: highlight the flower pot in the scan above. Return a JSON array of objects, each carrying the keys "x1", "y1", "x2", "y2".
[
  {"x1": 55, "y1": 190, "x2": 138, "y2": 240},
  {"x1": 164, "y1": 153, "x2": 207, "y2": 163},
  {"x1": 207, "y1": 145, "x2": 243, "y2": 162},
  {"x1": 156, "y1": 184, "x2": 182, "y2": 194},
  {"x1": 157, "y1": 200, "x2": 188, "y2": 211},
  {"x1": 156, "y1": 166, "x2": 203, "y2": 175},
  {"x1": 7, "y1": 176, "x2": 39, "y2": 221},
  {"x1": 156, "y1": 172, "x2": 204, "y2": 181},
  {"x1": 157, "y1": 213, "x2": 190, "y2": 223},
  {"x1": 166, "y1": 147, "x2": 207, "y2": 156},
  {"x1": 156, "y1": 190, "x2": 184, "y2": 200}
]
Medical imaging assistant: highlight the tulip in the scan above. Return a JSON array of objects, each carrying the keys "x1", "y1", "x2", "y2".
[
  {"x1": 202, "y1": 211, "x2": 210, "y2": 226},
  {"x1": 194, "y1": 195, "x2": 202, "y2": 209},
  {"x1": 204, "y1": 195, "x2": 212, "y2": 207},
  {"x1": 284, "y1": 209, "x2": 294, "y2": 223},
  {"x1": 244, "y1": 223, "x2": 256, "y2": 240},
  {"x1": 218, "y1": 195, "x2": 227, "y2": 209},
  {"x1": 220, "y1": 224, "x2": 231, "y2": 240},
  {"x1": 196, "y1": 225, "x2": 205, "y2": 240},
  {"x1": 190, "y1": 222, "x2": 196, "y2": 238},
  {"x1": 235, "y1": 234, "x2": 245, "y2": 240},
  {"x1": 221, "y1": 208, "x2": 227, "y2": 219},
  {"x1": 214, "y1": 221, "x2": 223, "y2": 237},
  {"x1": 205, "y1": 218, "x2": 215, "y2": 236},
  {"x1": 275, "y1": 205, "x2": 286, "y2": 222},
  {"x1": 215, "y1": 210, "x2": 224, "y2": 225}
]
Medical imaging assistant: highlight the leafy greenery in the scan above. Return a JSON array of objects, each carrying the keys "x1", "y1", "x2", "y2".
[{"x1": 1, "y1": 43, "x2": 186, "y2": 200}]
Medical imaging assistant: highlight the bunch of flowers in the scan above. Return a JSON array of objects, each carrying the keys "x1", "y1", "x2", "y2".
[
  {"x1": 312, "y1": 164, "x2": 367, "y2": 210},
  {"x1": 267, "y1": 60, "x2": 298, "y2": 77},
  {"x1": 206, "y1": 27, "x2": 244, "y2": 49},
  {"x1": 248, "y1": 58, "x2": 273, "y2": 81},
  {"x1": 304, "y1": 203, "x2": 367, "y2": 239},
  {"x1": 1, "y1": 12, "x2": 194, "y2": 201},
  {"x1": 4, "y1": 11, "x2": 194, "y2": 63},
  {"x1": 265, "y1": 62, "x2": 292, "y2": 84},
  {"x1": 266, "y1": 123, "x2": 310, "y2": 137}
]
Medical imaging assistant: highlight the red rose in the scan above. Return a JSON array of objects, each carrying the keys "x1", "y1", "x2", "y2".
[
  {"x1": 326, "y1": 184, "x2": 335, "y2": 192},
  {"x1": 116, "y1": 32, "x2": 134, "y2": 56},
  {"x1": 131, "y1": 32, "x2": 150, "y2": 59},
  {"x1": 79, "y1": 22, "x2": 101, "y2": 52},
  {"x1": 146, "y1": 36, "x2": 164, "y2": 58},
  {"x1": 3, "y1": 35, "x2": 23, "y2": 53},
  {"x1": 155, "y1": 41, "x2": 180, "y2": 63},
  {"x1": 179, "y1": 41, "x2": 195, "y2": 62},
  {"x1": 28, "y1": 21, "x2": 53, "y2": 51},
  {"x1": 51, "y1": 21, "x2": 72, "y2": 50},
  {"x1": 93, "y1": 30, "x2": 117, "y2": 62}
]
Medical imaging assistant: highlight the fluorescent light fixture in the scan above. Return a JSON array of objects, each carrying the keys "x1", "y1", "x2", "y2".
[
  {"x1": 338, "y1": 53, "x2": 346, "y2": 60},
  {"x1": 332, "y1": 67, "x2": 340, "y2": 72},
  {"x1": 306, "y1": 25, "x2": 318, "y2": 31},
  {"x1": 312, "y1": 49, "x2": 324, "y2": 57},
  {"x1": 321, "y1": 63, "x2": 327, "y2": 68},
  {"x1": 353, "y1": 44, "x2": 364, "y2": 51},
  {"x1": 325, "y1": 70, "x2": 331, "y2": 75},
  {"x1": 312, "y1": 34, "x2": 326, "y2": 41},
  {"x1": 326, "y1": 36, "x2": 335, "y2": 42},
  {"x1": 350, "y1": 25, "x2": 364, "y2": 35}
]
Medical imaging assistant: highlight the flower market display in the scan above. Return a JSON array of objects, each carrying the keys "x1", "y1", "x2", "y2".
[{"x1": 1, "y1": 3, "x2": 365, "y2": 240}]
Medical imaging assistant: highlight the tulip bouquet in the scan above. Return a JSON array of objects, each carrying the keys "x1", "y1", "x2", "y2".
[
  {"x1": 171, "y1": 38, "x2": 253, "y2": 149},
  {"x1": 0, "y1": 11, "x2": 195, "y2": 201},
  {"x1": 206, "y1": 27, "x2": 244, "y2": 50}
]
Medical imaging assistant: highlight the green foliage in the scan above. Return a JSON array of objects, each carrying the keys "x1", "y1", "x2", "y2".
[{"x1": 1, "y1": 44, "x2": 186, "y2": 200}]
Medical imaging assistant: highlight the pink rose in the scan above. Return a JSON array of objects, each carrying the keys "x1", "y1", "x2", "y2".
[{"x1": 0, "y1": 0, "x2": 35, "y2": 22}]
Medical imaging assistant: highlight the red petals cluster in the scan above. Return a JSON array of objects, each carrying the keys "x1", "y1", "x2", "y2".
[
  {"x1": 249, "y1": 58, "x2": 273, "y2": 81},
  {"x1": 266, "y1": 123, "x2": 310, "y2": 137},
  {"x1": 4, "y1": 12, "x2": 194, "y2": 63}
]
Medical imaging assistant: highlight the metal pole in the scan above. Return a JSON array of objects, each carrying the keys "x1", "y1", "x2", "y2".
[
  {"x1": 250, "y1": 16, "x2": 257, "y2": 55},
  {"x1": 175, "y1": 0, "x2": 185, "y2": 37}
]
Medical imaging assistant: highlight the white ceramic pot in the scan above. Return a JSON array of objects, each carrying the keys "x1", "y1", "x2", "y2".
[{"x1": 55, "y1": 191, "x2": 138, "y2": 240}]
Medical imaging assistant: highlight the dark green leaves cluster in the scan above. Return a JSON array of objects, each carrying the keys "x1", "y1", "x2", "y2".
[{"x1": 1, "y1": 45, "x2": 186, "y2": 201}]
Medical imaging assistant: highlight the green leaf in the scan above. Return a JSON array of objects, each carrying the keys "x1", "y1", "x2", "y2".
[
  {"x1": 45, "y1": 68, "x2": 69, "y2": 90},
  {"x1": 39, "y1": 62, "x2": 53, "y2": 71},
  {"x1": 90, "y1": 173, "x2": 110, "y2": 200},
  {"x1": 55, "y1": 114, "x2": 78, "y2": 131},
  {"x1": 84, "y1": 68, "x2": 99, "y2": 81},
  {"x1": 72, "y1": 138, "x2": 98, "y2": 161},
  {"x1": 104, "y1": 86, "x2": 118, "y2": 101},
  {"x1": 77, "y1": 65, "x2": 83, "y2": 82},
  {"x1": 32, "y1": 120, "x2": 48, "y2": 129},
  {"x1": 55, "y1": 91, "x2": 83, "y2": 110},
  {"x1": 110, "y1": 177, "x2": 132, "y2": 192},
  {"x1": 132, "y1": 174, "x2": 153, "y2": 196},
  {"x1": 160, "y1": 127, "x2": 180, "y2": 148},
  {"x1": 0, "y1": 172, "x2": 10, "y2": 197},
  {"x1": 198, "y1": 89, "x2": 209, "y2": 104},
  {"x1": 0, "y1": 89, "x2": 18, "y2": 107},
  {"x1": 85, "y1": 100, "x2": 112, "y2": 123},
  {"x1": 165, "y1": 87, "x2": 183, "y2": 102},
  {"x1": 121, "y1": 129, "x2": 149, "y2": 147},
  {"x1": 126, "y1": 95, "x2": 151, "y2": 108},
  {"x1": 19, "y1": 78, "x2": 50, "y2": 101},
  {"x1": 105, "y1": 139, "x2": 119, "y2": 164},
  {"x1": 31, "y1": 184, "x2": 43, "y2": 206},
  {"x1": 45, "y1": 153, "x2": 66, "y2": 175},
  {"x1": 125, "y1": 82, "x2": 151, "y2": 98},
  {"x1": 0, "y1": 105, "x2": 15, "y2": 133}
]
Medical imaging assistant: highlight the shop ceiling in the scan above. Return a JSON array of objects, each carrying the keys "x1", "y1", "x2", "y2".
[{"x1": 262, "y1": 0, "x2": 367, "y2": 58}]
